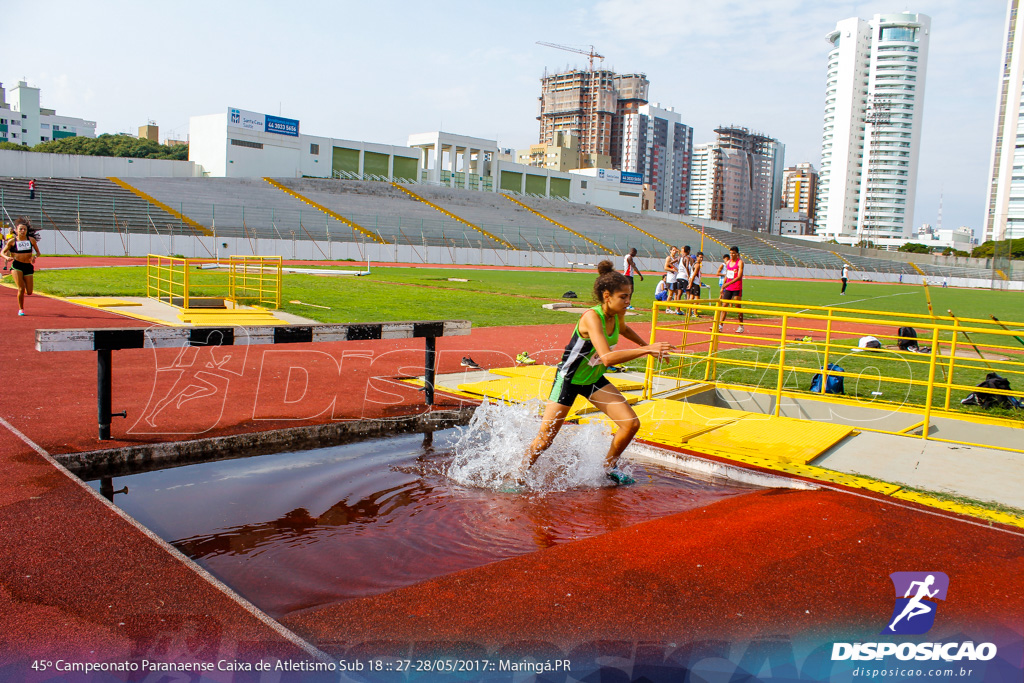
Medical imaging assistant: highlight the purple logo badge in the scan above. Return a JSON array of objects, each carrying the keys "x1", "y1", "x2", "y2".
[{"x1": 882, "y1": 572, "x2": 949, "y2": 635}]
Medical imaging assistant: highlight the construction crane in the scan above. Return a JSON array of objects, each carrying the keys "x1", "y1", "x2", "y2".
[
  {"x1": 536, "y1": 42, "x2": 605, "y2": 158},
  {"x1": 535, "y1": 41, "x2": 604, "y2": 72}
]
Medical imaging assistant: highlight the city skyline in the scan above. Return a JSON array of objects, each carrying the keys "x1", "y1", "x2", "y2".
[{"x1": 2, "y1": 0, "x2": 1005, "y2": 239}]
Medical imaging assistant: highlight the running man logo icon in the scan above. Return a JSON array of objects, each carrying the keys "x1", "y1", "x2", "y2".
[{"x1": 882, "y1": 572, "x2": 949, "y2": 635}]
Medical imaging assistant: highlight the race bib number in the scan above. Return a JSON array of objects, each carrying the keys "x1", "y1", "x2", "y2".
[{"x1": 15, "y1": 240, "x2": 30, "y2": 251}]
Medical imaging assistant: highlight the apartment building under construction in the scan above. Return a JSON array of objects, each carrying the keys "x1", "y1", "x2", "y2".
[{"x1": 537, "y1": 68, "x2": 649, "y2": 168}]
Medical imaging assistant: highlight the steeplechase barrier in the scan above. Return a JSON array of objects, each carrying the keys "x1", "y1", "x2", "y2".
[{"x1": 36, "y1": 320, "x2": 471, "y2": 440}]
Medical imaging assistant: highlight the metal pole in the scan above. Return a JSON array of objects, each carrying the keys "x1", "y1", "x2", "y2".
[
  {"x1": 921, "y1": 326, "x2": 941, "y2": 440},
  {"x1": 98, "y1": 349, "x2": 112, "y2": 440},
  {"x1": 774, "y1": 315, "x2": 789, "y2": 416},
  {"x1": 424, "y1": 337, "x2": 437, "y2": 405}
]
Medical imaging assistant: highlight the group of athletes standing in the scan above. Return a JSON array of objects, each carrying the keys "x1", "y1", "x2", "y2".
[{"x1": 631, "y1": 244, "x2": 745, "y2": 332}]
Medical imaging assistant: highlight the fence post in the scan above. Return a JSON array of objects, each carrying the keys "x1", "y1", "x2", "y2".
[
  {"x1": 943, "y1": 319, "x2": 959, "y2": 411},
  {"x1": 774, "y1": 315, "x2": 790, "y2": 416},
  {"x1": 183, "y1": 256, "x2": 190, "y2": 310},
  {"x1": 644, "y1": 303, "x2": 660, "y2": 400},
  {"x1": 921, "y1": 325, "x2": 942, "y2": 440}
]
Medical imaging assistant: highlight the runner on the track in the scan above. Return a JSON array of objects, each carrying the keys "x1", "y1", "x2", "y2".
[
  {"x1": 718, "y1": 246, "x2": 744, "y2": 334},
  {"x1": 888, "y1": 574, "x2": 939, "y2": 631},
  {"x1": 622, "y1": 247, "x2": 643, "y2": 310},
  {"x1": 1, "y1": 217, "x2": 41, "y2": 316},
  {"x1": 520, "y1": 261, "x2": 675, "y2": 486}
]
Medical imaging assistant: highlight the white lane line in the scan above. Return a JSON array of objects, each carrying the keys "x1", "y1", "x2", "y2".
[
  {"x1": 0, "y1": 415, "x2": 49, "y2": 456},
  {"x1": 795, "y1": 291, "x2": 918, "y2": 315},
  {"x1": 0, "y1": 416, "x2": 332, "y2": 662}
]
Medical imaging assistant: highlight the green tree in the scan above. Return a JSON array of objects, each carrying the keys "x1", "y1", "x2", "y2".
[
  {"x1": 971, "y1": 238, "x2": 1024, "y2": 260},
  {"x1": 898, "y1": 242, "x2": 932, "y2": 254},
  {"x1": 32, "y1": 134, "x2": 188, "y2": 160},
  {"x1": 0, "y1": 141, "x2": 28, "y2": 151},
  {"x1": 940, "y1": 247, "x2": 969, "y2": 257}
]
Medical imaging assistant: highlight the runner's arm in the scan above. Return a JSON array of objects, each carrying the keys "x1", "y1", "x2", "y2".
[{"x1": 581, "y1": 310, "x2": 674, "y2": 366}]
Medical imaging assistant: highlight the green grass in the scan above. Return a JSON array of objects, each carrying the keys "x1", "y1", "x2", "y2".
[
  {"x1": 18, "y1": 264, "x2": 1024, "y2": 330},
  {"x1": 631, "y1": 339, "x2": 1023, "y2": 420}
]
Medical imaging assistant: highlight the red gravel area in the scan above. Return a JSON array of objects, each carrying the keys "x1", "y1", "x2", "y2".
[{"x1": 281, "y1": 487, "x2": 1024, "y2": 651}]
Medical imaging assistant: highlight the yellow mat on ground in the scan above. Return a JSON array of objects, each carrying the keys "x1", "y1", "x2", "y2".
[
  {"x1": 72, "y1": 298, "x2": 142, "y2": 308},
  {"x1": 177, "y1": 309, "x2": 287, "y2": 326},
  {"x1": 487, "y1": 365, "x2": 644, "y2": 391},
  {"x1": 581, "y1": 398, "x2": 751, "y2": 444},
  {"x1": 685, "y1": 414, "x2": 855, "y2": 465}
]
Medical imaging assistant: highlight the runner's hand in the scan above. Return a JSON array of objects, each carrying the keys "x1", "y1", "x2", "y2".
[{"x1": 646, "y1": 341, "x2": 676, "y2": 361}]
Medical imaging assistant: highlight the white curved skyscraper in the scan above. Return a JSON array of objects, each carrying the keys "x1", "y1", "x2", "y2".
[
  {"x1": 817, "y1": 12, "x2": 930, "y2": 243},
  {"x1": 983, "y1": 0, "x2": 1024, "y2": 242}
]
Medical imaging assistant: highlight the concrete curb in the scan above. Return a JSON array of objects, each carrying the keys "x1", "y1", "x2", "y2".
[{"x1": 57, "y1": 406, "x2": 478, "y2": 479}]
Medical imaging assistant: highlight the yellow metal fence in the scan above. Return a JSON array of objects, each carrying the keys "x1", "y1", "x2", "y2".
[
  {"x1": 645, "y1": 299, "x2": 1024, "y2": 452},
  {"x1": 146, "y1": 255, "x2": 282, "y2": 309}
]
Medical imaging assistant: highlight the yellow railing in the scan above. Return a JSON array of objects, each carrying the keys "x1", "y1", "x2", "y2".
[
  {"x1": 644, "y1": 299, "x2": 1024, "y2": 453},
  {"x1": 228, "y1": 255, "x2": 283, "y2": 309},
  {"x1": 146, "y1": 255, "x2": 282, "y2": 310},
  {"x1": 147, "y1": 255, "x2": 192, "y2": 308}
]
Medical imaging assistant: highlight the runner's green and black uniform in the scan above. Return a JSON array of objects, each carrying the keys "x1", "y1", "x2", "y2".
[{"x1": 548, "y1": 306, "x2": 618, "y2": 406}]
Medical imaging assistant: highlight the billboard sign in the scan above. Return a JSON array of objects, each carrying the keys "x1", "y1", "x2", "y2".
[
  {"x1": 265, "y1": 114, "x2": 299, "y2": 137},
  {"x1": 228, "y1": 108, "x2": 300, "y2": 137},
  {"x1": 621, "y1": 171, "x2": 643, "y2": 185}
]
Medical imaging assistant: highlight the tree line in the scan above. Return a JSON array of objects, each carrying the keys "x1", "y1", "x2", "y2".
[{"x1": 0, "y1": 133, "x2": 187, "y2": 160}]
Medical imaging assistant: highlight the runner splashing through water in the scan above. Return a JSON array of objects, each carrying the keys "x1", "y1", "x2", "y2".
[{"x1": 520, "y1": 261, "x2": 676, "y2": 487}]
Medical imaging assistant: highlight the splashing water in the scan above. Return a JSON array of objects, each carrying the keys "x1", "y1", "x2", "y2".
[{"x1": 447, "y1": 401, "x2": 628, "y2": 492}]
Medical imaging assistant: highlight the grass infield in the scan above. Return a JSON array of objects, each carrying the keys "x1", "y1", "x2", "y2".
[{"x1": 15, "y1": 264, "x2": 1024, "y2": 329}]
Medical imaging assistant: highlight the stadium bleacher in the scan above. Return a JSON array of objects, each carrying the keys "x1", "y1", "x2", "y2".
[
  {"x1": 0, "y1": 175, "x2": 1013, "y2": 281},
  {"x1": 0, "y1": 177, "x2": 180, "y2": 244}
]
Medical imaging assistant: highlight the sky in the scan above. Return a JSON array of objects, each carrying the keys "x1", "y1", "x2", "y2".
[{"x1": 3, "y1": 0, "x2": 1008, "y2": 239}]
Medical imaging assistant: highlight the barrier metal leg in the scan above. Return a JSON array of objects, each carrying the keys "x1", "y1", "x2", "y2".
[
  {"x1": 97, "y1": 349, "x2": 127, "y2": 440},
  {"x1": 424, "y1": 336, "x2": 437, "y2": 406}
]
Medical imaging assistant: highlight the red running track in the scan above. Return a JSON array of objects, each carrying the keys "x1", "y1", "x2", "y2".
[{"x1": 0, "y1": 277, "x2": 1022, "y2": 678}]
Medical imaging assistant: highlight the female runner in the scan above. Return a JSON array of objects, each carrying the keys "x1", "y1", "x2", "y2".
[
  {"x1": 520, "y1": 261, "x2": 675, "y2": 485},
  {"x1": 2, "y1": 217, "x2": 41, "y2": 316}
]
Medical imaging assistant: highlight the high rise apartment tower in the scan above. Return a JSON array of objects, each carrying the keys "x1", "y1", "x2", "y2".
[
  {"x1": 620, "y1": 104, "x2": 693, "y2": 214},
  {"x1": 984, "y1": 0, "x2": 1024, "y2": 241},
  {"x1": 687, "y1": 126, "x2": 784, "y2": 233},
  {"x1": 816, "y1": 12, "x2": 930, "y2": 242},
  {"x1": 782, "y1": 163, "x2": 819, "y2": 224}
]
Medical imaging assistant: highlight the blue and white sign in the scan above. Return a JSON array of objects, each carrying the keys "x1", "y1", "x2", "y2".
[
  {"x1": 596, "y1": 168, "x2": 621, "y2": 183},
  {"x1": 227, "y1": 107, "x2": 265, "y2": 132},
  {"x1": 265, "y1": 114, "x2": 299, "y2": 137},
  {"x1": 621, "y1": 171, "x2": 643, "y2": 185},
  {"x1": 227, "y1": 107, "x2": 300, "y2": 137}
]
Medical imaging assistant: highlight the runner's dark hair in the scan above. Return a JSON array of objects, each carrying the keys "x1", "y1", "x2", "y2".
[
  {"x1": 594, "y1": 260, "x2": 630, "y2": 302},
  {"x1": 12, "y1": 216, "x2": 40, "y2": 241}
]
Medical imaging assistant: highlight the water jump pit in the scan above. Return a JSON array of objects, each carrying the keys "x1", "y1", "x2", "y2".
[
  {"x1": 68, "y1": 402, "x2": 1024, "y2": 683},
  {"x1": 88, "y1": 401, "x2": 771, "y2": 621}
]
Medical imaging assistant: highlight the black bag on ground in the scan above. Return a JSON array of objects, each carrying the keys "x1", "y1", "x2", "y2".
[
  {"x1": 897, "y1": 326, "x2": 918, "y2": 351},
  {"x1": 960, "y1": 372, "x2": 1021, "y2": 409},
  {"x1": 562, "y1": 291, "x2": 577, "y2": 299}
]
